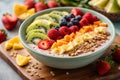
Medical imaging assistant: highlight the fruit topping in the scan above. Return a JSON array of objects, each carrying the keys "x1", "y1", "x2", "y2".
[
  {"x1": 75, "y1": 15, "x2": 82, "y2": 21},
  {"x1": 59, "y1": 26, "x2": 71, "y2": 36},
  {"x1": 79, "y1": 18, "x2": 89, "y2": 27},
  {"x1": 82, "y1": 12, "x2": 94, "y2": 23},
  {"x1": 54, "y1": 26, "x2": 59, "y2": 30},
  {"x1": 67, "y1": 14, "x2": 75, "y2": 18},
  {"x1": 38, "y1": 39, "x2": 51, "y2": 50},
  {"x1": 47, "y1": 28, "x2": 61, "y2": 40},
  {"x1": 0, "y1": 29, "x2": 7, "y2": 43},
  {"x1": 59, "y1": 18, "x2": 67, "y2": 26},
  {"x1": 71, "y1": 8, "x2": 84, "y2": 16},
  {"x1": 93, "y1": 16, "x2": 99, "y2": 22},
  {"x1": 67, "y1": 22, "x2": 74, "y2": 27},
  {"x1": 1, "y1": 13, "x2": 18, "y2": 30},
  {"x1": 69, "y1": 25, "x2": 79, "y2": 33}
]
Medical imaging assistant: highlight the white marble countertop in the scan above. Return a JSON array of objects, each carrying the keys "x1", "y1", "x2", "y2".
[{"x1": 0, "y1": 0, "x2": 120, "y2": 80}]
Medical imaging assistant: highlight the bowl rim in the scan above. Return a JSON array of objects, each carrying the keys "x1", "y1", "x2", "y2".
[{"x1": 19, "y1": 7, "x2": 115, "y2": 59}]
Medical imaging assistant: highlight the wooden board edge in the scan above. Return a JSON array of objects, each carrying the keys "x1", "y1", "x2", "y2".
[{"x1": 0, "y1": 43, "x2": 29, "y2": 80}]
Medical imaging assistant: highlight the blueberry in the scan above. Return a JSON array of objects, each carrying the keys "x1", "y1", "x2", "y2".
[
  {"x1": 70, "y1": 18, "x2": 75, "y2": 22},
  {"x1": 72, "y1": 19, "x2": 79, "y2": 25},
  {"x1": 54, "y1": 26, "x2": 59, "y2": 30},
  {"x1": 62, "y1": 15, "x2": 69, "y2": 20},
  {"x1": 68, "y1": 14, "x2": 75, "y2": 18},
  {"x1": 67, "y1": 22, "x2": 73, "y2": 27},
  {"x1": 75, "y1": 15, "x2": 82, "y2": 21},
  {"x1": 59, "y1": 20, "x2": 67, "y2": 26}
]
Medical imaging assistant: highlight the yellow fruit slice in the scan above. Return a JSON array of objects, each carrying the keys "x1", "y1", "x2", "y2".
[
  {"x1": 13, "y1": 3, "x2": 28, "y2": 16},
  {"x1": 8, "y1": 36, "x2": 20, "y2": 43},
  {"x1": 5, "y1": 42, "x2": 13, "y2": 50},
  {"x1": 13, "y1": 43, "x2": 24, "y2": 50},
  {"x1": 19, "y1": 8, "x2": 35, "y2": 19},
  {"x1": 16, "y1": 54, "x2": 30, "y2": 66}
]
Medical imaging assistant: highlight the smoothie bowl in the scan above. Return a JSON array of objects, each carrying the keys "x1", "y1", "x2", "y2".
[{"x1": 19, "y1": 7, "x2": 115, "y2": 69}]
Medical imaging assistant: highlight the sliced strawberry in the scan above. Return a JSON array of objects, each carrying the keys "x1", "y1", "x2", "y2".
[
  {"x1": 0, "y1": 29, "x2": 7, "y2": 43},
  {"x1": 96, "y1": 61, "x2": 111, "y2": 76},
  {"x1": 35, "y1": 2, "x2": 48, "y2": 12},
  {"x1": 93, "y1": 16, "x2": 99, "y2": 22},
  {"x1": 59, "y1": 26, "x2": 71, "y2": 36},
  {"x1": 38, "y1": 40, "x2": 50, "y2": 50},
  {"x1": 47, "y1": 28, "x2": 61, "y2": 40},
  {"x1": 24, "y1": 0, "x2": 35, "y2": 9},
  {"x1": 82, "y1": 12, "x2": 94, "y2": 23},
  {"x1": 69, "y1": 25, "x2": 79, "y2": 33},
  {"x1": 79, "y1": 18, "x2": 89, "y2": 27},
  {"x1": 71, "y1": 8, "x2": 83, "y2": 16}
]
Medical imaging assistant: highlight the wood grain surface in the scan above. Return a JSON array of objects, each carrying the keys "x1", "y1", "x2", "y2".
[{"x1": 0, "y1": 35, "x2": 120, "y2": 80}]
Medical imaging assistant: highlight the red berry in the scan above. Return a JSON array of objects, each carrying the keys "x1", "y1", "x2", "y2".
[
  {"x1": 24, "y1": 0, "x2": 35, "y2": 9},
  {"x1": 47, "y1": 28, "x2": 61, "y2": 40},
  {"x1": 0, "y1": 29, "x2": 7, "y2": 43},
  {"x1": 1, "y1": 13, "x2": 18, "y2": 30},
  {"x1": 55, "y1": 36, "x2": 63, "y2": 41},
  {"x1": 93, "y1": 16, "x2": 99, "y2": 22},
  {"x1": 96, "y1": 61, "x2": 111, "y2": 76},
  {"x1": 82, "y1": 12, "x2": 94, "y2": 23},
  {"x1": 79, "y1": 18, "x2": 89, "y2": 27},
  {"x1": 71, "y1": 8, "x2": 83, "y2": 16},
  {"x1": 59, "y1": 26, "x2": 71, "y2": 36},
  {"x1": 69, "y1": 25, "x2": 79, "y2": 33},
  {"x1": 49, "y1": 39, "x2": 55, "y2": 46},
  {"x1": 47, "y1": 0, "x2": 58, "y2": 8},
  {"x1": 35, "y1": 2, "x2": 48, "y2": 12},
  {"x1": 112, "y1": 49, "x2": 120, "y2": 63},
  {"x1": 38, "y1": 40, "x2": 50, "y2": 50}
]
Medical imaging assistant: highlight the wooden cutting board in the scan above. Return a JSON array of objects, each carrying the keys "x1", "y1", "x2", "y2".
[{"x1": 0, "y1": 35, "x2": 120, "y2": 80}]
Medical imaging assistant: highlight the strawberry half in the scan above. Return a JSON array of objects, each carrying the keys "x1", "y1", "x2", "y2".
[
  {"x1": 71, "y1": 8, "x2": 83, "y2": 16},
  {"x1": 1, "y1": 13, "x2": 18, "y2": 30},
  {"x1": 0, "y1": 29, "x2": 7, "y2": 43},
  {"x1": 96, "y1": 57, "x2": 114, "y2": 76},
  {"x1": 38, "y1": 40, "x2": 50, "y2": 50}
]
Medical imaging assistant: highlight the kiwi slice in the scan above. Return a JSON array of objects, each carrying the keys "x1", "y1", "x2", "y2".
[
  {"x1": 50, "y1": 11, "x2": 69, "y2": 17},
  {"x1": 34, "y1": 14, "x2": 60, "y2": 28},
  {"x1": 26, "y1": 29, "x2": 45, "y2": 37},
  {"x1": 49, "y1": 13, "x2": 62, "y2": 23},
  {"x1": 34, "y1": 14, "x2": 54, "y2": 22},
  {"x1": 26, "y1": 20, "x2": 50, "y2": 33},
  {"x1": 26, "y1": 32, "x2": 49, "y2": 44}
]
